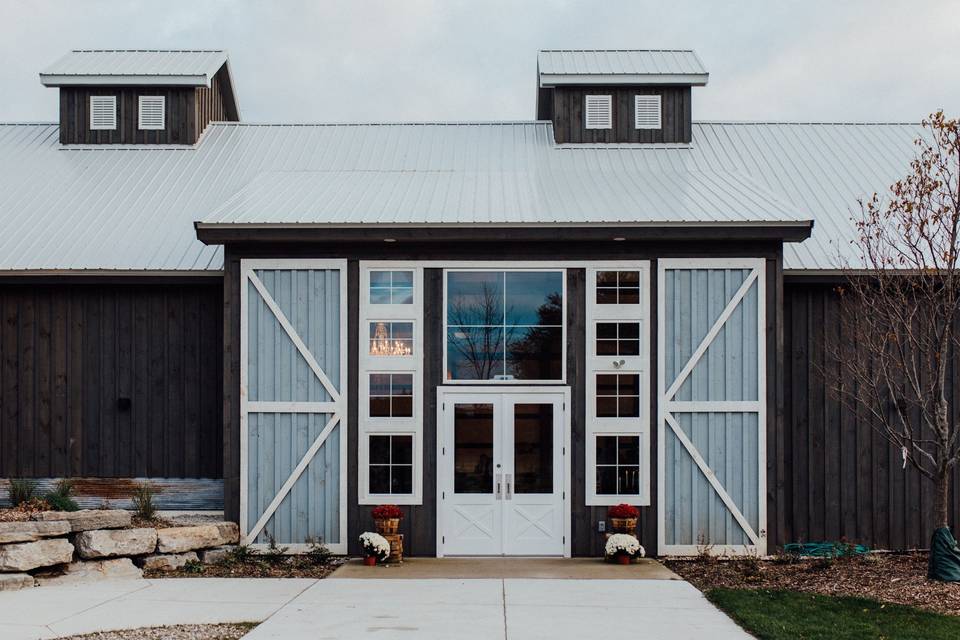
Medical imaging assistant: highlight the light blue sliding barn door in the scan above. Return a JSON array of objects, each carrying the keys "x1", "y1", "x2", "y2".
[
  {"x1": 240, "y1": 260, "x2": 347, "y2": 553},
  {"x1": 658, "y1": 259, "x2": 766, "y2": 556}
]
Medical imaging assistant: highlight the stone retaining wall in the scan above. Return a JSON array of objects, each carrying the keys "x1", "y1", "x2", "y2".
[{"x1": 0, "y1": 511, "x2": 239, "y2": 591}]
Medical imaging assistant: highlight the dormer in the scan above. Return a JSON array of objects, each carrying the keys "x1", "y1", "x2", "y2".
[
  {"x1": 536, "y1": 49, "x2": 708, "y2": 144},
  {"x1": 40, "y1": 49, "x2": 241, "y2": 145}
]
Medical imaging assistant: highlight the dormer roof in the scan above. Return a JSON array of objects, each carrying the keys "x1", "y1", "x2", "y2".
[
  {"x1": 537, "y1": 49, "x2": 709, "y2": 86},
  {"x1": 39, "y1": 49, "x2": 230, "y2": 87}
]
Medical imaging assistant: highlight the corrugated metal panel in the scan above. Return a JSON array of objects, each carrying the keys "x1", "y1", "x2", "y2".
[
  {"x1": 538, "y1": 49, "x2": 707, "y2": 76},
  {"x1": 40, "y1": 49, "x2": 227, "y2": 83},
  {"x1": 0, "y1": 120, "x2": 924, "y2": 271}
]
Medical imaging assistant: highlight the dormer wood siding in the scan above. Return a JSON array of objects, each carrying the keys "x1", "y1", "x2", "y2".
[
  {"x1": 58, "y1": 64, "x2": 238, "y2": 145},
  {"x1": 539, "y1": 85, "x2": 691, "y2": 144}
]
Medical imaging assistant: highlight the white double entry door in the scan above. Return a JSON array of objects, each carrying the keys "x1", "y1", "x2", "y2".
[{"x1": 437, "y1": 389, "x2": 568, "y2": 556}]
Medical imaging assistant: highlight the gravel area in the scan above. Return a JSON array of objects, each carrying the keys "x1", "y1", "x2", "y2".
[
  {"x1": 51, "y1": 623, "x2": 257, "y2": 640},
  {"x1": 667, "y1": 551, "x2": 960, "y2": 616},
  {"x1": 0, "y1": 501, "x2": 50, "y2": 521}
]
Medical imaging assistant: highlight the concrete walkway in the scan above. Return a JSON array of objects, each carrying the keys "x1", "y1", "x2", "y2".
[{"x1": 0, "y1": 562, "x2": 752, "y2": 640}]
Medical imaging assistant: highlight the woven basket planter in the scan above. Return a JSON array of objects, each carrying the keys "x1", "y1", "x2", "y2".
[
  {"x1": 375, "y1": 517, "x2": 401, "y2": 535},
  {"x1": 610, "y1": 517, "x2": 638, "y2": 533}
]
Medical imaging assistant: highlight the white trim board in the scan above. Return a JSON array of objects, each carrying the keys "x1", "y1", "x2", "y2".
[
  {"x1": 656, "y1": 258, "x2": 767, "y2": 557},
  {"x1": 239, "y1": 258, "x2": 348, "y2": 555}
]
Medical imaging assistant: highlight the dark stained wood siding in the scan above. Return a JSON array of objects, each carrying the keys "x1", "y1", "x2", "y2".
[
  {"x1": 0, "y1": 281, "x2": 223, "y2": 479},
  {"x1": 780, "y1": 281, "x2": 960, "y2": 550},
  {"x1": 58, "y1": 64, "x2": 237, "y2": 146},
  {"x1": 550, "y1": 86, "x2": 691, "y2": 144}
]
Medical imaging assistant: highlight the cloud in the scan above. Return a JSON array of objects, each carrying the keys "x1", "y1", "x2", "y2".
[{"x1": 0, "y1": 0, "x2": 956, "y2": 123}]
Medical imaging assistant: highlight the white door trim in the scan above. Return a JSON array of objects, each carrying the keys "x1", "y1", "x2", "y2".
[
  {"x1": 657, "y1": 258, "x2": 767, "y2": 557},
  {"x1": 435, "y1": 385, "x2": 571, "y2": 557},
  {"x1": 239, "y1": 258, "x2": 348, "y2": 554}
]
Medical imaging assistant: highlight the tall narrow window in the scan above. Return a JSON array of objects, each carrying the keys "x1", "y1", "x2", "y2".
[
  {"x1": 585, "y1": 95, "x2": 612, "y2": 129},
  {"x1": 89, "y1": 96, "x2": 117, "y2": 130},
  {"x1": 138, "y1": 96, "x2": 165, "y2": 130},
  {"x1": 586, "y1": 263, "x2": 650, "y2": 506}
]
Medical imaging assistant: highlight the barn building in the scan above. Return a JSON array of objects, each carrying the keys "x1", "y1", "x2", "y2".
[{"x1": 0, "y1": 48, "x2": 953, "y2": 557}]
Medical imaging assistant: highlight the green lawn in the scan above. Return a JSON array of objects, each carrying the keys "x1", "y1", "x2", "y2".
[{"x1": 707, "y1": 589, "x2": 960, "y2": 640}]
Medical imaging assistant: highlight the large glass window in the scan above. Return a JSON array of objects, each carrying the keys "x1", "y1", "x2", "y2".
[
  {"x1": 446, "y1": 270, "x2": 564, "y2": 381},
  {"x1": 368, "y1": 434, "x2": 413, "y2": 495}
]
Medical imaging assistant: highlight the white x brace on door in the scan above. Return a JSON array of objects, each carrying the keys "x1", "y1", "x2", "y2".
[
  {"x1": 658, "y1": 259, "x2": 766, "y2": 556},
  {"x1": 240, "y1": 259, "x2": 347, "y2": 554}
]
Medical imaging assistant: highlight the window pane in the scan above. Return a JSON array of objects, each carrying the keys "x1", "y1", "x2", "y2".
[
  {"x1": 370, "y1": 271, "x2": 392, "y2": 286},
  {"x1": 618, "y1": 374, "x2": 640, "y2": 395},
  {"x1": 596, "y1": 288, "x2": 618, "y2": 305},
  {"x1": 596, "y1": 271, "x2": 618, "y2": 286},
  {"x1": 369, "y1": 436, "x2": 391, "y2": 464},
  {"x1": 618, "y1": 436, "x2": 640, "y2": 464},
  {"x1": 454, "y1": 403, "x2": 494, "y2": 494},
  {"x1": 618, "y1": 465, "x2": 640, "y2": 494},
  {"x1": 618, "y1": 396, "x2": 640, "y2": 417},
  {"x1": 513, "y1": 403, "x2": 553, "y2": 494},
  {"x1": 596, "y1": 466, "x2": 617, "y2": 494},
  {"x1": 392, "y1": 465, "x2": 413, "y2": 494},
  {"x1": 392, "y1": 395, "x2": 413, "y2": 418},
  {"x1": 369, "y1": 321, "x2": 414, "y2": 356},
  {"x1": 619, "y1": 323, "x2": 640, "y2": 339},
  {"x1": 505, "y1": 271, "x2": 563, "y2": 326},
  {"x1": 392, "y1": 435, "x2": 413, "y2": 464},
  {"x1": 618, "y1": 271, "x2": 639, "y2": 285},
  {"x1": 392, "y1": 271, "x2": 413, "y2": 286},
  {"x1": 392, "y1": 287, "x2": 414, "y2": 304},
  {"x1": 596, "y1": 435, "x2": 617, "y2": 464},
  {"x1": 369, "y1": 373, "x2": 391, "y2": 395},
  {"x1": 596, "y1": 374, "x2": 618, "y2": 396},
  {"x1": 506, "y1": 326, "x2": 562, "y2": 380},
  {"x1": 369, "y1": 465, "x2": 390, "y2": 494},
  {"x1": 619, "y1": 340, "x2": 640, "y2": 356},
  {"x1": 597, "y1": 340, "x2": 618, "y2": 356},
  {"x1": 391, "y1": 374, "x2": 413, "y2": 396},
  {"x1": 597, "y1": 323, "x2": 617, "y2": 339},
  {"x1": 370, "y1": 288, "x2": 392, "y2": 305},
  {"x1": 447, "y1": 327, "x2": 504, "y2": 380},
  {"x1": 596, "y1": 397, "x2": 617, "y2": 418},
  {"x1": 370, "y1": 396, "x2": 390, "y2": 417},
  {"x1": 619, "y1": 288, "x2": 640, "y2": 305},
  {"x1": 447, "y1": 272, "x2": 503, "y2": 326}
]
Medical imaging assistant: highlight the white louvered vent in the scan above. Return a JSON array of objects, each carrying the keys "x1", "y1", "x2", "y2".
[
  {"x1": 138, "y1": 96, "x2": 166, "y2": 130},
  {"x1": 585, "y1": 95, "x2": 612, "y2": 129},
  {"x1": 89, "y1": 96, "x2": 117, "y2": 130},
  {"x1": 634, "y1": 95, "x2": 662, "y2": 130}
]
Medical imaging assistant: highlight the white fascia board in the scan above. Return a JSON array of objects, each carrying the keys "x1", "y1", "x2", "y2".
[
  {"x1": 539, "y1": 73, "x2": 709, "y2": 87},
  {"x1": 40, "y1": 74, "x2": 210, "y2": 87}
]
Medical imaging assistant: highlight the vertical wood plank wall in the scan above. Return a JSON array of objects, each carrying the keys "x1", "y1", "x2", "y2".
[
  {"x1": 0, "y1": 281, "x2": 223, "y2": 480},
  {"x1": 781, "y1": 281, "x2": 960, "y2": 550},
  {"x1": 549, "y1": 86, "x2": 692, "y2": 144}
]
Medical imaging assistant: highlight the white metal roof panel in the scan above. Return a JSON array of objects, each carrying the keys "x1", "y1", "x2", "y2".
[
  {"x1": 0, "y1": 120, "x2": 922, "y2": 271},
  {"x1": 538, "y1": 49, "x2": 708, "y2": 86},
  {"x1": 40, "y1": 49, "x2": 228, "y2": 86}
]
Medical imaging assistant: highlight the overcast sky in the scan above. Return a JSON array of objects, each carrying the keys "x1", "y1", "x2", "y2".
[{"x1": 1, "y1": 0, "x2": 957, "y2": 124}]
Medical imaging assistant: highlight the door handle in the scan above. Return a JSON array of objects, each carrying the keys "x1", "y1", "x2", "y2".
[
  {"x1": 496, "y1": 473, "x2": 502, "y2": 500},
  {"x1": 505, "y1": 474, "x2": 512, "y2": 500}
]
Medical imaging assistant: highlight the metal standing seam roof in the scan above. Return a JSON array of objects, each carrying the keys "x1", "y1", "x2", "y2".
[
  {"x1": 0, "y1": 120, "x2": 922, "y2": 272},
  {"x1": 39, "y1": 49, "x2": 229, "y2": 86},
  {"x1": 537, "y1": 49, "x2": 708, "y2": 85}
]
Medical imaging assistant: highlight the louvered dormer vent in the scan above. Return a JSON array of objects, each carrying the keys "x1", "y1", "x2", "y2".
[
  {"x1": 585, "y1": 95, "x2": 612, "y2": 129},
  {"x1": 138, "y1": 96, "x2": 165, "y2": 130},
  {"x1": 634, "y1": 95, "x2": 662, "y2": 130},
  {"x1": 89, "y1": 95, "x2": 116, "y2": 130}
]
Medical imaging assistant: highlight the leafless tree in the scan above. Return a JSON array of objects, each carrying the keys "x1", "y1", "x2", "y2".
[
  {"x1": 830, "y1": 111, "x2": 960, "y2": 535},
  {"x1": 447, "y1": 283, "x2": 515, "y2": 380}
]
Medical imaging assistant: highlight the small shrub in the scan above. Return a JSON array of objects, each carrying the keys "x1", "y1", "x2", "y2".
[
  {"x1": 305, "y1": 536, "x2": 331, "y2": 565},
  {"x1": 131, "y1": 482, "x2": 157, "y2": 520},
  {"x1": 9, "y1": 479, "x2": 37, "y2": 506},
  {"x1": 263, "y1": 533, "x2": 289, "y2": 562},
  {"x1": 183, "y1": 559, "x2": 204, "y2": 574},
  {"x1": 44, "y1": 479, "x2": 79, "y2": 512},
  {"x1": 228, "y1": 544, "x2": 254, "y2": 564}
]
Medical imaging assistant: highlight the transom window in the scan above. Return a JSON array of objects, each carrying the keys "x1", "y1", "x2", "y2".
[
  {"x1": 595, "y1": 435, "x2": 641, "y2": 496},
  {"x1": 369, "y1": 373, "x2": 413, "y2": 418},
  {"x1": 445, "y1": 270, "x2": 564, "y2": 381},
  {"x1": 370, "y1": 270, "x2": 414, "y2": 304},
  {"x1": 596, "y1": 322, "x2": 640, "y2": 356},
  {"x1": 369, "y1": 321, "x2": 413, "y2": 356},
  {"x1": 596, "y1": 271, "x2": 640, "y2": 304},
  {"x1": 368, "y1": 434, "x2": 413, "y2": 495},
  {"x1": 596, "y1": 374, "x2": 640, "y2": 418}
]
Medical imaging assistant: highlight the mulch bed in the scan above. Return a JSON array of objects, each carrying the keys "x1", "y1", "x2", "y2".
[
  {"x1": 666, "y1": 552, "x2": 960, "y2": 616},
  {"x1": 0, "y1": 501, "x2": 50, "y2": 522},
  {"x1": 51, "y1": 623, "x2": 257, "y2": 640},
  {"x1": 145, "y1": 555, "x2": 346, "y2": 579}
]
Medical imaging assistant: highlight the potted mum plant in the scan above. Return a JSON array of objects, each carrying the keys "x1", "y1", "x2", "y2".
[
  {"x1": 607, "y1": 503, "x2": 639, "y2": 533},
  {"x1": 359, "y1": 531, "x2": 390, "y2": 566},
  {"x1": 372, "y1": 504, "x2": 404, "y2": 535},
  {"x1": 605, "y1": 533, "x2": 645, "y2": 565}
]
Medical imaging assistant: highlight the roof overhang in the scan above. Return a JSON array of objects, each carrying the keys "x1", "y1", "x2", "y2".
[
  {"x1": 194, "y1": 220, "x2": 814, "y2": 246},
  {"x1": 40, "y1": 74, "x2": 212, "y2": 87},
  {"x1": 539, "y1": 73, "x2": 709, "y2": 87}
]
